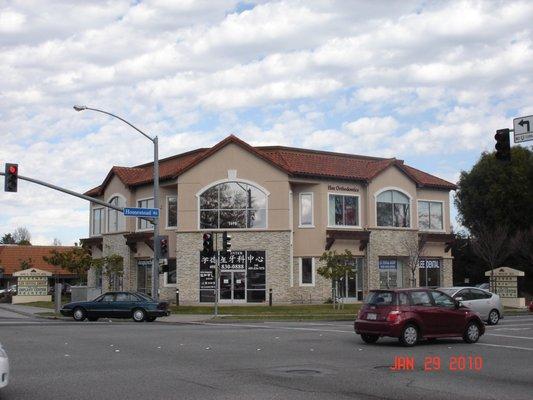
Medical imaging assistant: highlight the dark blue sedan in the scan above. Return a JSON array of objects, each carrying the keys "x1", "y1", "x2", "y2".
[{"x1": 60, "y1": 291, "x2": 170, "y2": 322}]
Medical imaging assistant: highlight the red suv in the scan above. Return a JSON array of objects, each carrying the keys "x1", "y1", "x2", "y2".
[{"x1": 354, "y1": 288, "x2": 485, "y2": 346}]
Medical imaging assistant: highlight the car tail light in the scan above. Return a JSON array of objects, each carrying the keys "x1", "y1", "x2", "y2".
[{"x1": 386, "y1": 310, "x2": 401, "y2": 323}]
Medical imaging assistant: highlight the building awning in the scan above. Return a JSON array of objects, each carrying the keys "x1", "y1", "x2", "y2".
[
  {"x1": 325, "y1": 230, "x2": 370, "y2": 251},
  {"x1": 123, "y1": 232, "x2": 154, "y2": 253},
  {"x1": 80, "y1": 237, "x2": 103, "y2": 251},
  {"x1": 419, "y1": 232, "x2": 455, "y2": 252}
]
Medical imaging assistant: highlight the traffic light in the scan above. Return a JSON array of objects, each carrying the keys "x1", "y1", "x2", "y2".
[
  {"x1": 222, "y1": 231, "x2": 231, "y2": 252},
  {"x1": 158, "y1": 235, "x2": 169, "y2": 259},
  {"x1": 4, "y1": 163, "x2": 18, "y2": 192},
  {"x1": 494, "y1": 129, "x2": 510, "y2": 161},
  {"x1": 202, "y1": 233, "x2": 213, "y2": 256}
]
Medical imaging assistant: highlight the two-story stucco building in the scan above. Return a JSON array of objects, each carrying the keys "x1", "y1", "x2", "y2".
[{"x1": 81, "y1": 135, "x2": 456, "y2": 304}]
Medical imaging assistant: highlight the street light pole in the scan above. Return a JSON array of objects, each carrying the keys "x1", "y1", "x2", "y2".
[{"x1": 73, "y1": 105, "x2": 160, "y2": 300}]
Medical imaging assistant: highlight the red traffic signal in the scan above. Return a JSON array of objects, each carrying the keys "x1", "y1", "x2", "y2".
[{"x1": 4, "y1": 163, "x2": 18, "y2": 192}]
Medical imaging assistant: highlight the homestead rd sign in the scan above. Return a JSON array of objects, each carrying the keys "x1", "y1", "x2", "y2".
[{"x1": 123, "y1": 207, "x2": 160, "y2": 218}]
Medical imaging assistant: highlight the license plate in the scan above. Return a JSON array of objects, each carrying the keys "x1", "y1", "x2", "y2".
[{"x1": 366, "y1": 313, "x2": 377, "y2": 320}]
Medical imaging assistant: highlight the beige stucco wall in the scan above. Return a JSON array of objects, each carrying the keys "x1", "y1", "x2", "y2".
[{"x1": 177, "y1": 143, "x2": 290, "y2": 232}]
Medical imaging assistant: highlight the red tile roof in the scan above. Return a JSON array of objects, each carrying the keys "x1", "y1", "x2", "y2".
[
  {"x1": 0, "y1": 245, "x2": 77, "y2": 276},
  {"x1": 85, "y1": 135, "x2": 456, "y2": 196}
]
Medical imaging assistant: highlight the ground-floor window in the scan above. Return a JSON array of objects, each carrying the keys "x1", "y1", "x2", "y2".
[
  {"x1": 299, "y1": 257, "x2": 314, "y2": 286},
  {"x1": 199, "y1": 251, "x2": 266, "y2": 303},
  {"x1": 419, "y1": 258, "x2": 441, "y2": 287},
  {"x1": 165, "y1": 258, "x2": 177, "y2": 285},
  {"x1": 137, "y1": 259, "x2": 152, "y2": 295},
  {"x1": 337, "y1": 257, "x2": 364, "y2": 300},
  {"x1": 379, "y1": 258, "x2": 403, "y2": 289}
]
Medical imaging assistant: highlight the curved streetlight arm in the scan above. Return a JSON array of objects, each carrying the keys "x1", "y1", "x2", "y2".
[{"x1": 73, "y1": 105, "x2": 154, "y2": 142}]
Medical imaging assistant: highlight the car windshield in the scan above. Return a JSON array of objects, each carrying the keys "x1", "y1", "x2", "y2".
[
  {"x1": 135, "y1": 292, "x2": 153, "y2": 301},
  {"x1": 364, "y1": 291, "x2": 395, "y2": 305},
  {"x1": 438, "y1": 288, "x2": 457, "y2": 296}
]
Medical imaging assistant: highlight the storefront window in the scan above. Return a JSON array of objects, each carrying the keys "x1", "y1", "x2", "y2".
[
  {"x1": 199, "y1": 182, "x2": 267, "y2": 229},
  {"x1": 337, "y1": 257, "x2": 364, "y2": 300},
  {"x1": 328, "y1": 194, "x2": 359, "y2": 226},
  {"x1": 418, "y1": 201, "x2": 443, "y2": 231},
  {"x1": 379, "y1": 258, "x2": 403, "y2": 288},
  {"x1": 166, "y1": 259, "x2": 177, "y2": 285},
  {"x1": 137, "y1": 259, "x2": 152, "y2": 295},
  {"x1": 419, "y1": 259, "x2": 441, "y2": 287},
  {"x1": 376, "y1": 190, "x2": 410, "y2": 227}
]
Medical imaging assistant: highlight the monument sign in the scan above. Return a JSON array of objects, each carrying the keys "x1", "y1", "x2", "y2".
[
  {"x1": 12, "y1": 268, "x2": 52, "y2": 304},
  {"x1": 485, "y1": 267, "x2": 525, "y2": 308}
]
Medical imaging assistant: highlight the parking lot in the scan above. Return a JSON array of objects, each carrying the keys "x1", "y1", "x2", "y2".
[{"x1": 0, "y1": 311, "x2": 532, "y2": 400}]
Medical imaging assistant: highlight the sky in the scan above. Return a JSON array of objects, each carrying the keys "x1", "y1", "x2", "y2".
[{"x1": 1, "y1": 0, "x2": 532, "y2": 245}]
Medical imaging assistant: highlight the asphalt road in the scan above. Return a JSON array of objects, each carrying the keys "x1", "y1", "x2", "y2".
[{"x1": 0, "y1": 310, "x2": 532, "y2": 400}]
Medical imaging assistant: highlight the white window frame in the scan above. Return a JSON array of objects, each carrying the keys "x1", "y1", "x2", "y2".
[
  {"x1": 299, "y1": 257, "x2": 315, "y2": 286},
  {"x1": 166, "y1": 195, "x2": 178, "y2": 229},
  {"x1": 137, "y1": 197, "x2": 155, "y2": 231},
  {"x1": 195, "y1": 178, "x2": 270, "y2": 231},
  {"x1": 107, "y1": 194, "x2": 127, "y2": 233},
  {"x1": 298, "y1": 192, "x2": 314, "y2": 228},
  {"x1": 373, "y1": 187, "x2": 412, "y2": 229},
  {"x1": 327, "y1": 193, "x2": 361, "y2": 228},
  {"x1": 91, "y1": 206, "x2": 104, "y2": 236},
  {"x1": 417, "y1": 199, "x2": 445, "y2": 232}
]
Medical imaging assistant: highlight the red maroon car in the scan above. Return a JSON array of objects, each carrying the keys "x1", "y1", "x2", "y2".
[{"x1": 354, "y1": 288, "x2": 485, "y2": 346}]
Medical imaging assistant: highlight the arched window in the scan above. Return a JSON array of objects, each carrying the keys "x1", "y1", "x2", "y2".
[
  {"x1": 376, "y1": 190, "x2": 410, "y2": 227},
  {"x1": 108, "y1": 196, "x2": 126, "y2": 232},
  {"x1": 199, "y1": 181, "x2": 267, "y2": 229}
]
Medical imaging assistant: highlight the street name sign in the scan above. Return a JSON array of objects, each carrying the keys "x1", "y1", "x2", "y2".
[
  {"x1": 123, "y1": 207, "x2": 160, "y2": 218},
  {"x1": 513, "y1": 115, "x2": 533, "y2": 143}
]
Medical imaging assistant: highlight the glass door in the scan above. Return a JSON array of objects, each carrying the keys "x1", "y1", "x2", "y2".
[{"x1": 219, "y1": 271, "x2": 246, "y2": 303}]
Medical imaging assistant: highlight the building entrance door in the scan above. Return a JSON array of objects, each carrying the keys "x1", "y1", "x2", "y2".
[{"x1": 219, "y1": 271, "x2": 246, "y2": 303}]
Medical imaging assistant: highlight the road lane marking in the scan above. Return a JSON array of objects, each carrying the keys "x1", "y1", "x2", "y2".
[
  {"x1": 200, "y1": 322, "x2": 354, "y2": 333},
  {"x1": 485, "y1": 333, "x2": 533, "y2": 340},
  {"x1": 476, "y1": 343, "x2": 533, "y2": 351}
]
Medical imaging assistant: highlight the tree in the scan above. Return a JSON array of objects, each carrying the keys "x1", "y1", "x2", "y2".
[
  {"x1": 0, "y1": 233, "x2": 16, "y2": 244},
  {"x1": 12, "y1": 227, "x2": 32, "y2": 245},
  {"x1": 511, "y1": 227, "x2": 533, "y2": 270},
  {"x1": 471, "y1": 224, "x2": 511, "y2": 286},
  {"x1": 18, "y1": 257, "x2": 34, "y2": 270},
  {"x1": 52, "y1": 238, "x2": 62, "y2": 246},
  {"x1": 401, "y1": 234, "x2": 427, "y2": 287},
  {"x1": 318, "y1": 250, "x2": 355, "y2": 309},
  {"x1": 455, "y1": 147, "x2": 533, "y2": 235},
  {"x1": 92, "y1": 254, "x2": 124, "y2": 290},
  {"x1": 43, "y1": 246, "x2": 94, "y2": 285}
]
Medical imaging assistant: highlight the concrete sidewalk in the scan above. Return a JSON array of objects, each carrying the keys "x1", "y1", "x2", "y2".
[{"x1": 0, "y1": 303, "x2": 52, "y2": 318}]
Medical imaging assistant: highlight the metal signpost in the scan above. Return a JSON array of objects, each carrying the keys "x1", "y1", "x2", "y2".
[{"x1": 513, "y1": 115, "x2": 533, "y2": 143}]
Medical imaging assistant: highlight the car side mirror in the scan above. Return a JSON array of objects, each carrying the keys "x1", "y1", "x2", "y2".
[{"x1": 454, "y1": 300, "x2": 461, "y2": 309}]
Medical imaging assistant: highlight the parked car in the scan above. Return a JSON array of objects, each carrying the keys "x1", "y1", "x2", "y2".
[
  {"x1": 0, "y1": 285, "x2": 17, "y2": 296},
  {"x1": 0, "y1": 343, "x2": 9, "y2": 389},
  {"x1": 354, "y1": 288, "x2": 485, "y2": 347},
  {"x1": 439, "y1": 287, "x2": 503, "y2": 325},
  {"x1": 529, "y1": 301, "x2": 533, "y2": 313},
  {"x1": 60, "y1": 291, "x2": 170, "y2": 322},
  {"x1": 476, "y1": 282, "x2": 490, "y2": 291}
]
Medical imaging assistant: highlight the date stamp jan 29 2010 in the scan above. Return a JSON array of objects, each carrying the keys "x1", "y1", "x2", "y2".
[{"x1": 390, "y1": 355, "x2": 483, "y2": 371}]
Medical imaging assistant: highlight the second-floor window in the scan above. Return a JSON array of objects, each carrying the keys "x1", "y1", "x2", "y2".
[
  {"x1": 108, "y1": 196, "x2": 126, "y2": 232},
  {"x1": 328, "y1": 194, "x2": 359, "y2": 227},
  {"x1": 418, "y1": 201, "x2": 443, "y2": 231},
  {"x1": 376, "y1": 190, "x2": 410, "y2": 228},
  {"x1": 199, "y1": 181, "x2": 267, "y2": 229},
  {"x1": 167, "y1": 196, "x2": 177, "y2": 228},
  {"x1": 138, "y1": 198, "x2": 155, "y2": 230},
  {"x1": 91, "y1": 208, "x2": 104, "y2": 235},
  {"x1": 299, "y1": 193, "x2": 313, "y2": 227}
]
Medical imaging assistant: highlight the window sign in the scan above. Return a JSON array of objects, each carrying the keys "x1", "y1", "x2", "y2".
[{"x1": 419, "y1": 258, "x2": 441, "y2": 286}]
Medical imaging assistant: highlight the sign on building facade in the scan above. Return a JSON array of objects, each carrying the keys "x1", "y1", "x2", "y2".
[{"x1": 12, "y1": 268, "x2": 52, "y2": 304}]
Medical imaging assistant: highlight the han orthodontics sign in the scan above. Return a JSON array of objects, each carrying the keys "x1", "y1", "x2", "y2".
[{"x1": 328, "y1": 184, "x2": 359, "y2": 192}]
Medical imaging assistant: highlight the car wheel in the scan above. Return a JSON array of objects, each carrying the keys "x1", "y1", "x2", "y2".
[
  {"x1": 87, "y1": 317, "x2": 99, "y2": 322},
  {"x1": 73, "y1": 307, "x2": 86, "y2": 322},
  {"x1": 360, "y1": 333, "x2": 379, "y2": 344},
  {"x1": 132, "y1": 308, "x2": 146, "y2": 322},
  {"x1": 463, "y1": 321, "x2": 481, "y2": 343},
  {"x1": 146, "y1": 317, "x2": 157, "y2": 322},
  {"x1": 487, "y1": 309, "x2": 500, "y2": 325},
  {"x1": 399, "y1": 324, "x2": 419, "y2": 347}
]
